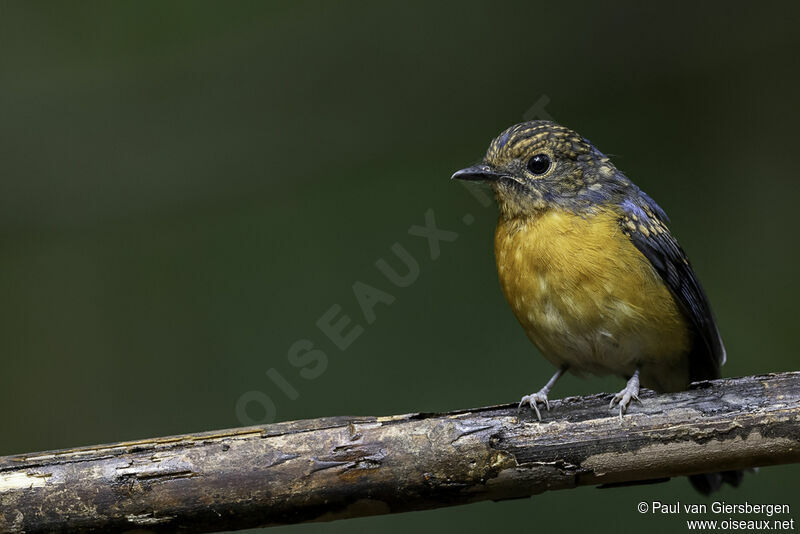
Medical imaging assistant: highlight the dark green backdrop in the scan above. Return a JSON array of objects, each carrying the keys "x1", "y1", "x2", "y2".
[{"x1": 2, "y1": 2, "x2": 798, "y2": 533}]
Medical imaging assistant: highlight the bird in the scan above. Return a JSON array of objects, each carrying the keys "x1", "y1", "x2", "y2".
[{"x1": 451, "y1": 120, "x2": 741, "y2": 494}]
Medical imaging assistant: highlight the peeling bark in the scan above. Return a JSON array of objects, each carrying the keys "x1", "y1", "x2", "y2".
[{"x1": 1, "y1": 372, "x2": 798, "y2": 533}]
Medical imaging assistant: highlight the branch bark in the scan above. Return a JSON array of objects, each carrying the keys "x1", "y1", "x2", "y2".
[{"x1": 1, "y1": 372, "x2": 798, "y2": 533}]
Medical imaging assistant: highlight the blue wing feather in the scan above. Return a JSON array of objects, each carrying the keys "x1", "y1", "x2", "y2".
[{"x1": 619, "y1": 194, "x2": 726, "y2": 382}]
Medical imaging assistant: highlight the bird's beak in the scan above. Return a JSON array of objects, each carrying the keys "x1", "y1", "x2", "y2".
[{"x1": 450, "y1": 164, "x2": 505, "y2": 182}]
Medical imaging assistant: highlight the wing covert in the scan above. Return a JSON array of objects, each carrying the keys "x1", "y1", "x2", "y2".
[{"x1": 619, "y1": 196, "x2": 726, "y2": 381}]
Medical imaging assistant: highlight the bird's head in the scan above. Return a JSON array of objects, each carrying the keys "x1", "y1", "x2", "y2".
[{"x1": 452, "y1": 120, "x2": 632, "y2": 219}]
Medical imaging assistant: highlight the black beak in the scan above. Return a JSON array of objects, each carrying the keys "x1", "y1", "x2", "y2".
[{"x1": 450, "y1": 164, "x2": 504, "y2": 182}]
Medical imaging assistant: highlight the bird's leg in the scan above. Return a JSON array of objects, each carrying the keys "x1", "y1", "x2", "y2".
[
  {"x1": 609, "y1": 368, "x2": 641, "y2": 421},
  {"x1": 518, "y1": 367, "x2": 567, "y2": 421}
]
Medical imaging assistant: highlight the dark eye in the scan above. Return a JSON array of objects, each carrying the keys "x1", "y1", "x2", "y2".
[{"x1": 526, "y1": 154, "x2": 551, "y2": 175}]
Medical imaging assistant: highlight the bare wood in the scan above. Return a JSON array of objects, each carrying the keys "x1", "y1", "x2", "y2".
[{"x1": 1, "y1": 372, "x2": 798, "y2": 533}]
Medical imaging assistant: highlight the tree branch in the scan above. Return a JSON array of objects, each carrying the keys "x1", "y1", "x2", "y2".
[{"x1": 1, "y1": 372, "x2": 798, "y2": 533}]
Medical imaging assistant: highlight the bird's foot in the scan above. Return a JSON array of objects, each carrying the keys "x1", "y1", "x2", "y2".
[
  {"x1": 609, "y1": 374, "x2": 641, "y2": 421},
  {"x1": 518, "y1": 389, "x2": 551, "y2": 421}
]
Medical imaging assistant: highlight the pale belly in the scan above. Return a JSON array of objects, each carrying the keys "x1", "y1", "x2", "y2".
[{"x1": 495, "y1": 209, "x2": 691, "y2": 392}]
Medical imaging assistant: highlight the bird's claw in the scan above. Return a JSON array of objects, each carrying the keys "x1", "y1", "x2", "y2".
[
  {"x1": 609, "y1": 387, "x2": 640, "y2": 422},
  {"x1": 518, "y1": 391, "x2": 550, "y2": 421}
]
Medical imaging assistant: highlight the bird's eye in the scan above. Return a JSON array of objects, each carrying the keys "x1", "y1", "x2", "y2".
[{"x1": 526, "y1": 154, "x2": 551, "y2": 175}]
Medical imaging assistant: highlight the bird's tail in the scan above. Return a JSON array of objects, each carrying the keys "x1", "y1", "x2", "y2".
[
  {"x1": 689, "y1": 470, "x2": 745, "y2": 495},
  {"x1": 686, "y1": 335, "x2": 745, "y2": 495}
]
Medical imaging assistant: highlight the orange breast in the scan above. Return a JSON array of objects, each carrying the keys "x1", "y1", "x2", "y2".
[{"x1": 494, "y1": 207, "x2": 691, "y2": 391}]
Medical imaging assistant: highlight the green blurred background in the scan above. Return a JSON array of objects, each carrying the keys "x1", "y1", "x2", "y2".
[{"x1": 2, "y1": 1, "x2": 798, "y2": 532}]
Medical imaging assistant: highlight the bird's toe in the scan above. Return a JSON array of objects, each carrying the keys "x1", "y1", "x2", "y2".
[{"x1": 518, "y1": 392, "x2": 550, "y2": 421}]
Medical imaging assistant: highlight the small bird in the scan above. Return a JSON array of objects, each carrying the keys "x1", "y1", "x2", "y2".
[{"x1": 452, "y1": 120, "x2": 740, "y2": 494}]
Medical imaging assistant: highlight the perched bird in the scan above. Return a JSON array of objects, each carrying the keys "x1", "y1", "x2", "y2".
[{"x1": 452, "y1": 120, "x2": 740, "y2": 494}]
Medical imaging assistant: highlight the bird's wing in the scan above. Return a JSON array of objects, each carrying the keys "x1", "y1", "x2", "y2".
[{"x1": 618, "y1": 196, "x2": 726, "y2": 381}]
